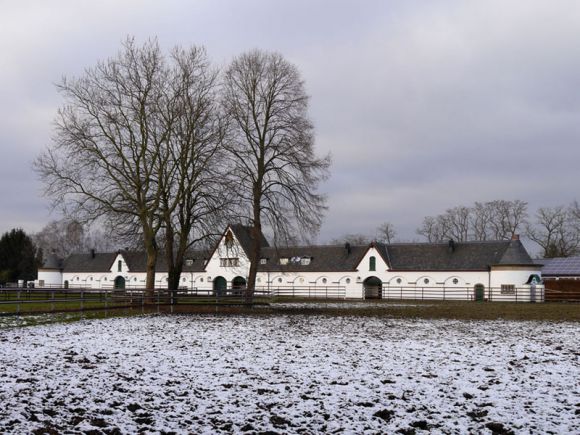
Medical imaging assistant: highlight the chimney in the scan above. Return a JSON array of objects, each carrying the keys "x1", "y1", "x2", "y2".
[
  {"x1": 345, "y1": 243, "x2": 352, "y2": 255},
  {"x1": 448, "y1": 239, "x2": 455, "y2": 253},
  {"x1": 511, "y1": 234, "x2": 520, "y2": 241},
  {"x1": 90, "y1": 249, "x2": 95, "y2": 259}
]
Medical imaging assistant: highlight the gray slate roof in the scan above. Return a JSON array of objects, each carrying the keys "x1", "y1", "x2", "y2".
[
  {"x1": 63, "y1": 250, "x2": 209, "y2": 274},
  {"x1": 40, "y1": 252, "x2": 63, "y2": 270},
  {"x1": 259, "y1": 239, "x2": 536, "y2": 273},
  {"x1": 230, "y1": 224, "x2": 270, "y2": 256},
  {"x1": 258, "y1": 244, "x2": 369, "y2": 273},
  {"x1": 540, "y1": 256, "x2": 580, "y2": 276},
  {"x1": 385, "y1": 239, "x2": 535, "y2": 271},
  {"x1": 59, "y1": 230, "x2": 536, "y2": 274}
]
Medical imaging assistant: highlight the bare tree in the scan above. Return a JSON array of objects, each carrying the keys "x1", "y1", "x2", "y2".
[
  {"x1": 222, "y1": 50, "x2": 331, "y2": 299},
  {"x1": 35, "y1": 38, "x2": 178, "y2": 289},
  {"x1": 34, "y1": 218, "x2": 115, "y2": 259},
  {"x1": 488, "y1": 200, "x2": 528, "y2": 240},
  {"x1": 376, "y1": 222, "x2": 396, "y2": 244},
  {"x1": 417, "y1": 200, "x2": 528, "y2": 242},
  {"x1": 157, "y1": 46, "x2": 229, "y2": 290},
  {"x1": 444, "y1": 206, "x2": 471, "y2": 242},
  {"x1": 526, "y1": 205, "x2": 580, "y2": 257},
  {"x1": 471, "y1": 201, "x2": 493, "y2": 241},
  {"x1": 417, "y1": 216, "x2": 446, "y2": 242}
]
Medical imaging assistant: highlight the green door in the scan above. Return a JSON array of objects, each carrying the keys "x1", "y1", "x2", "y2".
[
  {"x1": 214, "y1": 276, "x2": 227, "y2": 296},
  {"x1": 474, "y1": 284, "x2": 485, "y2": 302},
  {"x1": 114, "y1": 276, "x2": 126, "y2": 289}
]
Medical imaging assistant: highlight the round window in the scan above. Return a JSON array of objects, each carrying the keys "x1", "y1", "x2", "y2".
[
  {"x1": 396, "y1": 278, "x2": 402, "y2": 284},
  {"x1": 346, "y1": 278, "x2": 351, "y2": 284},
  {"x1": 200, "y1": 278, "x2": 204, "y2": 283},
  {"x1": 278, "y1": 277, "x2": 283, "y2": 283},
  {"x1": 134, "y1": 277, "x2": 137, "y2": 281},
  {"x1": 322, "y1": 278, "x2": 327, "y2": 284},
  {"x1": 424, "y1": 278, "x2": 429, "y2": 284},
  {"x1": 453, "y1": 278, "x2": 459, "y2": 285}
]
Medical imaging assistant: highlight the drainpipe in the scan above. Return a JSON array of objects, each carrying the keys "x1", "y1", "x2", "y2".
[{"x1": 488, "y1": 266, "x2": 492, "y2": 301}]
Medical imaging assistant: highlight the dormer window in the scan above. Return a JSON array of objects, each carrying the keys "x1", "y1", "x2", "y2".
[
  {"x1": 280, "y1": 258, "x2": 288, "y2": 265},
  {"x1": 186, "y1": 259, "x2": 194, "y2": 266},
  {"x1": 369, "y1": 256, "x2": 376, "y2": 271},
  {"x1": 260, "y1": 258, "x2": 267, "y2": 265},
  {"x1": 300, "y1": 257, "x2": 311, "y2": 266}
]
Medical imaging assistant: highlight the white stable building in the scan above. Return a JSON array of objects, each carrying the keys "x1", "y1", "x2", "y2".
[{"x1": 37, "y1": 224, "x2": 543, "y2": 302}]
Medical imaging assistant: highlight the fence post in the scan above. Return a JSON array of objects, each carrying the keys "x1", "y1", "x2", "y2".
[{"x1": 17, "y1": 289, "x2": 21, "y2": 315}]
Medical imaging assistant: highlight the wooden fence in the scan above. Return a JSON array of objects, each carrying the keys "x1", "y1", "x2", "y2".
[
  {"x1": 0, "y1": 286, "x2": 345, "y2": 316},
  {"x1": 378, "y1": 285, "x2": 543, "y2": 302}
]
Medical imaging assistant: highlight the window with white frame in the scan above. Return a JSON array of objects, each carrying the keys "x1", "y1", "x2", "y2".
[
  {"x1": 279, "y1": 258, "x2": 288, "y2": 265},
  {"x1": 300, "y1": 257, "x2": 311, "y2": 266}
]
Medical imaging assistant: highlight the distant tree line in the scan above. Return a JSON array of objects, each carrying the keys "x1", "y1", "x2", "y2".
[
  {"x1": 331, "y1": 200, "x2": 580, "y2": 259},
  {"x1": 417, "y1": 200, "x2": 580, "y2": 258}
]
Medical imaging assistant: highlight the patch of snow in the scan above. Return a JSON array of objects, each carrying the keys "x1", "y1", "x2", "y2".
[{"x1": 0, "y1": 314, "x2": 578, "y2": 433}]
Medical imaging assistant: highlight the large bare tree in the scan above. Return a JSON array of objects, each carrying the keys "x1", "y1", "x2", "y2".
[
  {"x1": 35, "y1": 38, "x2": 187, "y2": 289},
  {"x1": 157, "y1": 46, "x2": 229, "y2": 290},
  {"x1": 222, "y1": 50, "x2": 330, "y2": 299},
  {"x1": 36, "y1": 39, "x2": 231, "y2": 291}
]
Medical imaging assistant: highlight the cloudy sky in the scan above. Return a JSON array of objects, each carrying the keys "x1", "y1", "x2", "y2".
[{"x1": 1, "y1": 0, "x2": 580, "y2": 244}]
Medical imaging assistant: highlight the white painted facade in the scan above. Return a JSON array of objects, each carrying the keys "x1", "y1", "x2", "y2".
[{"x1": 37, "y1": 226, "x2": 544, "y2": 302}]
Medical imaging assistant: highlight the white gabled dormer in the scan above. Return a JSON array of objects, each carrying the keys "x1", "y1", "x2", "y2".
[
  {"x1": 110, "y1": 253, "x2": 130, "y2": 274},
  {"x1": 355, "y1": 244, "x2": 389, "y2": 273},
  {"x1": 204, "y1": 226, "x2": 253, "y2": 278}
]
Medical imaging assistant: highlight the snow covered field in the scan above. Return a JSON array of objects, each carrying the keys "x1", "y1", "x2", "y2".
[{"x1": 0, "y1": 314, "x2": 578, "y2": 434}]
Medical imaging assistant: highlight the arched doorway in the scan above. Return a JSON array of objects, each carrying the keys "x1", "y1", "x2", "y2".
[
  {"x1": 474, "y1": 284, "x2": 485, "y2": 302},
  {"x1": 213, "y1": 276, "x2": 227, "y2": 296},
  {"x1": 114, "y1": 276, "x2": 126, "y2": 290},
  {"x1": 232, "y1": 276, "x2": 247, "y2": 296},
  {"x1": 363, "y1": 276, "x2": 382, "y2": 299}
]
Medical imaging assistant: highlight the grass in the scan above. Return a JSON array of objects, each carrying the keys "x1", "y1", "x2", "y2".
[
  {"x1": 1, "y1": 297, "x2": 578, "y2": 327},
  {"x1": 268, "y1": 299, "x2": 580, "y2": 322}
]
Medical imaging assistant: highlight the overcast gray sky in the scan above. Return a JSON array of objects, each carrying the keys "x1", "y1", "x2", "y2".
[{"x1": 1, "y1": 0, "x2": 580, "y2": 243}]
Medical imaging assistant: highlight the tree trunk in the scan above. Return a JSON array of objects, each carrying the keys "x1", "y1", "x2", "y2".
[
  {"x1": 246, "y1": 200, "x2": 262, "y2": 303},
  {"x1": 144, "y1": 232, "x2": 158, "y2": 303}
]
